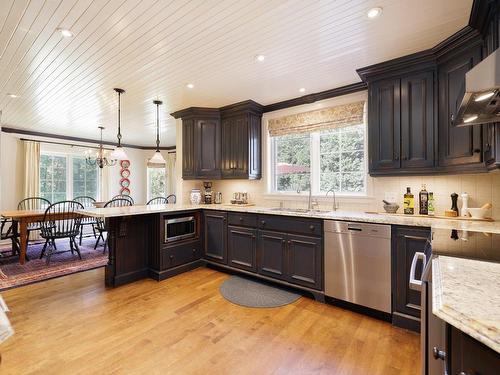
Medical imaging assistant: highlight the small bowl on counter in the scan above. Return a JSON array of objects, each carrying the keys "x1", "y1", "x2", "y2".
[
  {"x1": 468, "y1": 207, "x2": 490, "y2": 219},
  {"x1": 92, "y1": 201, "x2": 107, "y2": 208},
  {"x1": 383, "y1": 201, "x2": 399, "y2": 214}
]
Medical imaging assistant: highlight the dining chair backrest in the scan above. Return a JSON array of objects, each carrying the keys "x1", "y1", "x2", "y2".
[
  {"x1": 104, "y1": 198, "x2": 133, "y2": 208},
  {"x1": 41, "y1": 201, "x2": 84, "y2": 238},
  {"x1": 18, "y1": 197, "x2": 51, "y2": 211},
  {"x1": 166, "y1": 194, "x2": 176, "y2": 204},
  {"x1": 146, "y1": 197, "x2": 168, "y2": 205},
  {"x1": 73, "y1": 196, "x2": 96, "y2": 208},
  {"x1": 111, "y1": 194, "x2": 134, "y2": 205}
]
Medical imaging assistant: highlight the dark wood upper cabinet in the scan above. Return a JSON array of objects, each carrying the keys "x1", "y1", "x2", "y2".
[
  {"x1": 437, "y1": 44, "x2": 484, "y2": 170},
  {"x1": 203, "y1": 211, "x2": 227, "y2": 264},
  {"x1": 172, "y1": 108, "x2": 221, "y2": 180},
  {"x1": 368, "y1": 78, "x2": 401, "y2": 172},
  {"x1": 172, "y1": 101, "x2": 262, "y2": 180},
  {"x1": 220, "y1": 100, "x2": 262, "y2": 179},
  {"x1": 401, "y1": 71, "x2": 435, "y2": 169}
]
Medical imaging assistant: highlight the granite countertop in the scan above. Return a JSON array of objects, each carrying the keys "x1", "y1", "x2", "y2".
[
  {"x1": 79, "y1": 204, "x2": 500, "y2": 232},
  {"x1": 432, "y1": 256, "x2": 500, "y2": 353}
]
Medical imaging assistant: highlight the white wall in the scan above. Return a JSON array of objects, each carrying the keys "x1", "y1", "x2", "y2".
[
  {"x1": 175, "y1": 93, "x2": 500, "y2": 220},
  {"x1": 0, "y1": 132, "x2": 24, "y2": 210}
]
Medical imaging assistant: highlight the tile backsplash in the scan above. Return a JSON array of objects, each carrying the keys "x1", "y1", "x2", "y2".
[{"x1": 180, "y1": 172, "x2": 500, "y2": 220}]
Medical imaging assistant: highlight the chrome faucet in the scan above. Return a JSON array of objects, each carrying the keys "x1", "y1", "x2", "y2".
[{"x1": 325, "y1": 188, "x2": 338, "y2": 211}]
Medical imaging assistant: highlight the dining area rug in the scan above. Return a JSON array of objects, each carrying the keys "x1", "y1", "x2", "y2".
[{"x1": 0, "y1": 238, "x2": 108, "y2": 291}]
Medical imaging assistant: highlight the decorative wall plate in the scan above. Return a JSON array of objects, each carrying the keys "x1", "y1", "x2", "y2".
[
  {"x1": 120, "y1": 169, "x2": 130, "y2": 178},
  {"x1": 120, "y1": 160, "x2": 130, "y2": 169},
  {"x1": 119, "y1": 178, "x2": 130, "y2": 188},
  {"x1": 120, "y1": 187, "x2": 130, "y2": 195}
]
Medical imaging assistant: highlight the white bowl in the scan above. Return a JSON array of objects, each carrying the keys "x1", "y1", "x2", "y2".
[{"x1": 468, "y1": 207, "x2": 489, "y2": 219}]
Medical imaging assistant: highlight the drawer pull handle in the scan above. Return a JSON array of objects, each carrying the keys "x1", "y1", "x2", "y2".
[
  {"x1": 432, "y1": 347, "x2": 446, "y2": 361},
  {"x1": 309, "y1": 225, "x2": 315, "y2": 230},
  {"x1": 239, "y1": 217, "x2": 243, "y2": 221},
  {"x1": 192, "y1": 249, "x2": 197, "y2": 253},
  {"x1": 261, "y1": 220, "x2": 266, "y2": 226},
  {"x1": 282, "y1": 240, "x2": 286, "y2": 244},
  {"x1": 409, "y1": 252, "x2": 426, "y2": 291},
  {"x1": 169, "y1": 255, "x2": 174, "y2": 260}
]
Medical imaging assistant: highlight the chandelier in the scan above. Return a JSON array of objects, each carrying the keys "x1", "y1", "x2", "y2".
[
  {"x1": 149, "y1": 99, "x2": 166, "y2": 164},
  {"x1": 85, "y1": 126, "x2": 116, "y2": 168}
]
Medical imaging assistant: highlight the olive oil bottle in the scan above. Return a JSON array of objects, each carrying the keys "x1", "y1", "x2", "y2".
[
  {"x1": 419, "y1": 184, "x2": 429, "y2": 215},
  {"x1": 428, "y1": 192, "x2": 435, "y2": 216},
  {"x1": 404, "y1": 187, "x2": 414, "y2": 215}
]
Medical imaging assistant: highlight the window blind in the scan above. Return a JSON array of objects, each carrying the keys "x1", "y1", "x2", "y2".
[{"x1": 268, "y1": 101, "x2": 365, "y2": 137}]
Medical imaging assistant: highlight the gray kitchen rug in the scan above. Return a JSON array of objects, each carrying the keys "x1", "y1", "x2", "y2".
[{"x1": 219, "y1": 275, "x2": 301, "y2": 308}]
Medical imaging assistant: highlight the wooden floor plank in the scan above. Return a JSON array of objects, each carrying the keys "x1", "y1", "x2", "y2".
[{"x1": 0, "y1": 267, "x2": 420, "y2": 375}]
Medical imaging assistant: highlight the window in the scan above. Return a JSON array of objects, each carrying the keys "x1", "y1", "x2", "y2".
[
  {"x1": 147, "y1": 167, "x2": 166, "y2": 201},
  {"x1": 271, "y1": 124, "x2": 366, "y2": 195},
  {"x1": 39, "y1": 152, "x2": 99, "y2": 202}
]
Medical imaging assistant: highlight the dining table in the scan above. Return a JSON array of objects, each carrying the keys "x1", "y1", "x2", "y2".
[{"x1": 1, "y1": 209, "x2": 84, "y2": 265}]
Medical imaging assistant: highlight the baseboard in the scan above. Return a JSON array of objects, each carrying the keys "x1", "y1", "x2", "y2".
[
  {"x1": 392, "y1": 311, "x2": 421, "y2": 332},
  {"x1": 148, "y1": 260, "x2": 204, "y2": 281}
]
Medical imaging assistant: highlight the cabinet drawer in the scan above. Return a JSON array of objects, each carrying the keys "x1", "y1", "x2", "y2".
[
  {"x1": 162, "y1": 242, "x2": 202, "y2": 269},
  {"x1": 258, "y1": 215, "x2": 321, "y2": 236},
  {"x1": 228, "y1": 212, "x2": 258, "y2": 227}
]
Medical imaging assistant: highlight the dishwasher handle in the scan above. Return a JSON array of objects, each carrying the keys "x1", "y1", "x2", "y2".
[{"x1": 409, "y1": 252, "x2": 426, "y2": 291}]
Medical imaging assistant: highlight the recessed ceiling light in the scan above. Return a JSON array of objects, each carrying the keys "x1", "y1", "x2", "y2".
[
  {"x1": 57, "y1": 28, "x2": 74, "y2": 38},
  {"x1": 255, "y1": 54, "x2": 265, "y2": 62},
  {"x1": 367, "y1": 7, "x2": 383, "y2": 19},
  {"x1": 299, "y1": 88, "x2": 306, "y2": 93},
  {"x1": 7, "y1": 93, "x2": 19, "y2": 98},
  {"x1": 463, "y1": 114, "x2": 478, "y2": 123},
  {"x1": 475, "y1": 91, "x2": 495, "y2": 102},
  {"x1": 186, "y1": 83, "x2": 194, "y2": 89}
]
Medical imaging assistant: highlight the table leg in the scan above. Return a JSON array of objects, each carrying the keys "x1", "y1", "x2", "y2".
[{"x1": 19, "y1": 218, "x2": 27, "y2": 265}]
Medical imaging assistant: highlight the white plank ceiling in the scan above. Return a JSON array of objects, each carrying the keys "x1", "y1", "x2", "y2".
[{"x1": 0, "y1": 0, "x2": 473, "y2": 147}]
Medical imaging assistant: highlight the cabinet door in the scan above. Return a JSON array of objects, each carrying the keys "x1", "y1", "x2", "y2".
[
  {"x1": 204, "y1": 211, "x2": 227, "y2": 264},
  {"x1": 257, "y1": 230, "x2": 287, "y2": 280},
  {"x1": 438, "y1": 46, "x2": 484, "y2": 168},
  {"x1": 401, "y1": 71, "x2": 435, "y2": 169},
  {"x1": 228, "y1": 226, "x2": 257, "y2": 272},
  {"x1": 221, "y1": 118, "x2": 235, "y2": 178},
  {"x1": 392, "y1": 227, "x2": 430, "y2": 326},
  {"x1": 196, "y1": 119, "x2": 221, "y2": 178},
  {"x1": 221, "y1": 116, "x2": 249, "y2": 178},
  {"x1": 368, "y1": 78, "x2": 401, "y2": 173},
  {"x1": 182, "y1": 119, "x2": 196, "y2": 179},
  {"x1": 287, "y1": 234, "x2": 322, "y2": 290}
]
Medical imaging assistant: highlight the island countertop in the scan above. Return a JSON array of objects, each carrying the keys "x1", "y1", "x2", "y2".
[
  {"x1": 432, "y1": 256, "x2": 500, "y2": 353},
  {"x1": 79, "y1": 204, "x2": 500, "y2": 233}
]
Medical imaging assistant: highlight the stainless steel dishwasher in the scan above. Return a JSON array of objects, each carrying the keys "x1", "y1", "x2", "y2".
[{"x1": 324, "y1": 220, "x2": 392, "y2": 313}]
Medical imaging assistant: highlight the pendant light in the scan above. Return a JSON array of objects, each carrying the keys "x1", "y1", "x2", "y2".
[
  {"x1": 110, "y1": 88, "x2": 128, "y2": 160},
  {"x1": 149, "y1": 99, "x2": 166, "y2": 164}
]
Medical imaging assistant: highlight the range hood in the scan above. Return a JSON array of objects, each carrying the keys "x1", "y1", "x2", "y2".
[{"x1": 455, "y1": 48, "x2": 500, "y2": 127}]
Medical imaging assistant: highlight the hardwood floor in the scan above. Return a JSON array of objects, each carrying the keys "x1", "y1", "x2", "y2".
[{"x1": 0, "y1": 267, "x2": 420, "y2": 375}]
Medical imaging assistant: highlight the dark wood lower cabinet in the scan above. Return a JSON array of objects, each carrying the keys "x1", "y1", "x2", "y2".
[
  {"x1": 228, "y1": 225, "x2": 257, "y2": 272},
  {"x1": 162, "y1": 242, "x2": 202, "y2": 269},
  {"x1": 204, "y1": 211, "x2": 227, "y2": 264},
  {"x1": 257, "y1": 230, "x2": 287, "y2": 280},
  {"x1": 392, "y1": 226, "x2": 431, "y2": 332},
  {"x1": 287, "y1": 234, "x2": 322, "y2": 290},
  {"x1": 449, "y1": 325, "x2": 500, "y2": 375}
]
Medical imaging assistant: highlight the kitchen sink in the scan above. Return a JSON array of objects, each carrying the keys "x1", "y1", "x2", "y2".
[{"x1": 269, "y1": 207, "x2": 332, "y2": 214}]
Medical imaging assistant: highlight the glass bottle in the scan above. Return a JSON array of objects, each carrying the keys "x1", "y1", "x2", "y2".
[
  {"x1": 404, "y1": 187, "x2": 414, "y2": 215},
  {"x1": 419, "y1": 184, "x2": 429, "y2": 215}
]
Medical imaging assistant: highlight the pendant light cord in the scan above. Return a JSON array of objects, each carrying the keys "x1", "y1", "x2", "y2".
[
  {"x1": 153, "y1": 99, "x2": 162, "y2": 152},
  {"x1": 117, "y1": 91, "x2": 122, "y2": 146}
]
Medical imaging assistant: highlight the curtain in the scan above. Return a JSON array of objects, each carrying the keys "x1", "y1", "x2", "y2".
[
  {"x1": 268, "y1": 101, "x2": 365, "y2": 137},
  {"x1": 166, "y1": 152, "x2": 176, "y2": 196},
  {"x1": 23, "y1": 140, "x2": 40, "y2": 199}
]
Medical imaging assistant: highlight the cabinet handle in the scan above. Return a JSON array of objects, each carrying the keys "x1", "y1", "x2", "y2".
[
  {"x1": 287, "y1": 240, "x2": 291, "y2": 245},
  {"x1": 309, "y1": 225, "x2": 315, "y2": 231},
  {"x1": 409, "y1": 252, "x2": 426, "y2": 291},
  {"x1": 473, "y1": 148, "x2": 481, "y2": 154},
  {"x1": 459, "y1": 372, "x2": 469, "y2": 375},
  {"x1": 169, "y1": 255, "x2": 174, "y2": 260},
  {"x1": 395, "y1": 155, "x2": 400, "y2": 161},
  {"x1": 282, "y1": 240, "x2": 286, "y2": 244},
  {"x1": 432, "y1": 347, "x2": 446, "y2": 361},
  {"x1": 252, "y1": 235, "x2": 256, "y2": 239},
  {"x1": 192, "y1": 249, "x2": 197, "y2": 253},
  {"x1": 261, "y1": 220, "x2": 266, "y2": 226},
  {"x1": 239, "y1": 217, "x2": 243, "y2": 221}
]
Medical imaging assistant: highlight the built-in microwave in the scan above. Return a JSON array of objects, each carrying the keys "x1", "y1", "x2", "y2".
[{"x1": 165, "y1": 216, "x2": 196, "y2": 243}]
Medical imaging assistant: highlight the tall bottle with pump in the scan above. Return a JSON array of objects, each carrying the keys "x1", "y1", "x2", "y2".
[
  {"x1": 404, "y1": 187, "x2": 414, "y2": 215},
  {"x1": 419, "y1": 184, "x2": 429, "y2": 215}
]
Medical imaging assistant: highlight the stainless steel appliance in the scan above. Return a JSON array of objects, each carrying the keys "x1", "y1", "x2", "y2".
[
  {"x1": 165, "y1": 216, "x2": 196, "y2": 243},
  {"x1": 324, "y1": 220, "x2": 391, "y2": 313}
]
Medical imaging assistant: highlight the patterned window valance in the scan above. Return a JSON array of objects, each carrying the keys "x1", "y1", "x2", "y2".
[{"x1": 268, "y1": 101, "x2": 365, "y2": 137}]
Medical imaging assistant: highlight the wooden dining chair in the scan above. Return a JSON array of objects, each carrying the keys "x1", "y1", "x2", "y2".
[
  {"x1": 94, "y1": 198, "x2": 132, "y2": 253},
  {"x1": 73, "y1": 196, "x2": 98, "y2": 245},
  {"x1": 166, "y1": 194, "x2": 176, "y2": 204},
  {"x1": 17, "y1": 197, "x2": 51, "y2": 246},
  {"x1": 146, "y1": 197, "x2": 168, "y2": 205},
  {"x1": 111, "y1": 194, "x2": 134, "y2": 205},
  {"x1": 39, "y1": 201, "x2": 84, "y2": 265},
  {"x1": 0, "y1": 218, "x2": 20, "y2": 258}
]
